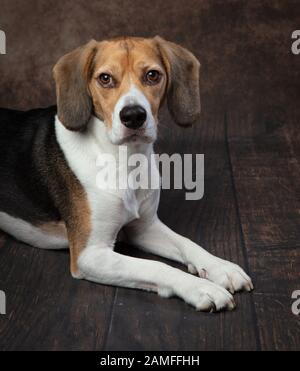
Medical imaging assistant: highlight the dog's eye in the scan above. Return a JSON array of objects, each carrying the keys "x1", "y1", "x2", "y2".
[
  {"x1": 98, "y1": 73, "x2": 114, "y2": 87},
  {"x1": 145, "y1": 70, "x2": 161, "y2": 85}
]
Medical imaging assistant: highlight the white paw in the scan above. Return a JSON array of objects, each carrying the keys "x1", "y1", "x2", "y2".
[
  {"x1": 173, "y1": 276, "x2": 236, "y2": 312},
  {"x1": 189, "y1": 258, "x2": 254, "y2": 294}
]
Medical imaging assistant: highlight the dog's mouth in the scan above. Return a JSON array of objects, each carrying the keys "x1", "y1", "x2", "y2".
[
  {"x1": 126, "y1": 133, "x2": 147, "y2": 142},
  {"x1": 126, "y1": 134, "x2": 139, "y2": 143},
  {"x1": 121, "y1": 133, "x2": 153, "y2": 145},
  {"x1": 118, "y1": 127, "x2": 155, "y2": 144},
  {"x1": 108, "y1": 119, "x2": 157, "y2": 146}
]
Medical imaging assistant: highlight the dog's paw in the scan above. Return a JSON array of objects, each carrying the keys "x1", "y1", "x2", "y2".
[
  {"x1": 190, "y1": 258, "x2": 253, "y2": 294},
  {"x1": 172, "y1": 276, "x2": 236, "y2": 312}
]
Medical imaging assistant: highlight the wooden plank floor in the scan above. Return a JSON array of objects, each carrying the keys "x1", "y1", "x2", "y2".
[
  {"x1": 227, "y1": 108, "x2": 300, "y2": 351},
  {"x1": 0, "y1": 0, "x2": 300, "y2": 351}
]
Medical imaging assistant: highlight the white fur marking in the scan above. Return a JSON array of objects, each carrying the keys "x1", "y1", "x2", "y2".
[{"x1": 110, "y1": 85, "x2": 157, "y2": 145}]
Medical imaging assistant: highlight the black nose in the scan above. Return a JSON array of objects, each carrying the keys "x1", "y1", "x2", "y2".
[{"x1": 120, "y1": 105, "x2": 147, "y2": 129}]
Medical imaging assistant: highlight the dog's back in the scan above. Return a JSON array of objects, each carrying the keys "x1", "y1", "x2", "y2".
[{"x1": 0, "y1": 106, "x2": 61, "y2": 224}]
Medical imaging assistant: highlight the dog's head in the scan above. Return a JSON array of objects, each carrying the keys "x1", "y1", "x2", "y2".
[{"x1": 53, "y1": 36, "x2": 201, "y2": 145}]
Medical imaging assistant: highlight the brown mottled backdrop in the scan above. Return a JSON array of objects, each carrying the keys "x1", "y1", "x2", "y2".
[{"x1": 0, "y1": 0, "x2": 299, "y2": 117}]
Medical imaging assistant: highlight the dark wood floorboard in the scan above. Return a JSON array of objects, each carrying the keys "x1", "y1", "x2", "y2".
[
  {"x1": 227, "y1": 110, "x2": 300, "y2": 249},
  {"x1": 250, "y1": 248, "x2": 300, "y2": 351},
  {"x1": 227, "y1": 108, "x2": 300, "y2": 351},
  {"x1": 0, "y1": 235, "x2": 116, "y2": 350},
  {"x1": 105, "y1": 107, "x2": 258, "y2": 351}
]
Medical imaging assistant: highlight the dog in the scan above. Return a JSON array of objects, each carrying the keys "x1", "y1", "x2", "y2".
[{"x1": 0, "y1": 36, "x2": 253, "y2": 312}]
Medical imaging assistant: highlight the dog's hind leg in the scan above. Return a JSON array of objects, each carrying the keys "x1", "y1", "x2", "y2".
[{"x1": 0, "y1": 212, "x2": 68, "y2": 250}]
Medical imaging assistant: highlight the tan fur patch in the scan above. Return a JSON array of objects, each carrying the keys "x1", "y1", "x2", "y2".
[
  {"x1": 51, "y1": 141, "x2": 92, "y2": 276},
  {"x1": 66, "y1": 183, "x2": 91, "y2": 276},
  {"x1": 39, "y1": 221, "x2": 67, "y2": 239},
  {"x1": 89, "y1": 37, "x2": 168, "y2": 127}
]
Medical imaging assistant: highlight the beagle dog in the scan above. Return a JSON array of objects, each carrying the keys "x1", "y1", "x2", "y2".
[{"x1": 0, "y1": 37, "x2": 253, "y2": 312}]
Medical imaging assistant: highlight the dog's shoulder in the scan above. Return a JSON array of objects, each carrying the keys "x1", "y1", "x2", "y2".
[
  {"x1": 0, "y1": 105, "x2": 57, "y2": 146},
  {"x1": 0, "y1": 105, "x2": 57, "y2": 128}
]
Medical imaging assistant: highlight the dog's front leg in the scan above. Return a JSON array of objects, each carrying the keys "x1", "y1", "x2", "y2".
[
  {"x1": 127, "y1": 217, "x2": 253, "y2": 294},
  {"x1": 76, "y1": 245, "x2": 235, "y2": 312},
  {"x1": 64, "y1": 197, "x2": 234, "y2": 311}
]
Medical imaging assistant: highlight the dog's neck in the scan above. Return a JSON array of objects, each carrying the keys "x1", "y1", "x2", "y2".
[{"x1": 55, "y1": 115, "x2": 155, "y2": 173}]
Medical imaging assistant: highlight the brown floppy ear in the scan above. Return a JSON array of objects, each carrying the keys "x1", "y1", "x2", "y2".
[
  {"x1": 53, "y1": 40, "x2": 98, "y2": 131},
  {"x1": 155, "y1": 36, "x2": 201, "y2": 127}
]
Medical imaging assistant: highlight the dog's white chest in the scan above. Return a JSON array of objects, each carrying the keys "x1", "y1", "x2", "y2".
[
  {"x1": 122, "y1": 188, "x2": 140, "y2": 221},
  {"x1": 55, "y1": 116, "x2": 159, "y2": 227}
]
